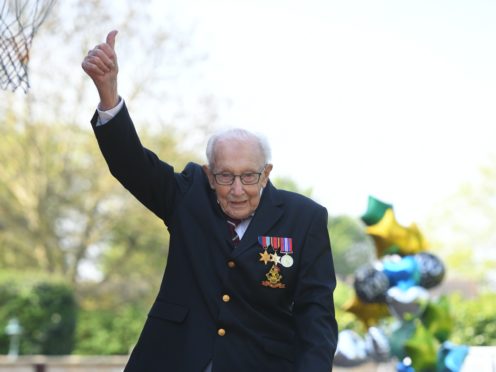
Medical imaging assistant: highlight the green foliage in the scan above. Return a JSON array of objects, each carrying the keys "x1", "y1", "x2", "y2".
[
  {"x1": 448, "y1": 292, "x2": 496, "y2": 346},
  {"x1": 74, "y1": 305, "x2": 146, "y2": 355},
  {"x1": 0, "y1": 116, "x2": 121, "y2": 282},
  {"x1": 0, "y1": 272, "x2": 76, "y2": 355},
  {"x1": 333, "y1": 279, "x2": 363, "y2": 334},
  {"x1": 272, "y1": 176, "x2": 313, "y2": 197},
  {"x1": 328, "y1": 215, "x2": 375, "y2": 279},
  {"x1": 0, "y1": 110, "x2": 195, "y2": 301}
]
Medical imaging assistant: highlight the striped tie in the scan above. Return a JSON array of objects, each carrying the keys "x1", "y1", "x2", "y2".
[{"x1": 227, "y1": 218, "x2": 242, "y2": 246}]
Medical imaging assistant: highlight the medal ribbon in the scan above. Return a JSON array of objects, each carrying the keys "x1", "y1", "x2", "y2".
[
  {"x1": 270, "y1": 237, "x2": 281, "y2": 250},
  {"x1": 258, "y1": 236, "x2": 271, "y2": 248},
  {"x1": 281, "y1": 238, "x2": 293, "y2": 253}
]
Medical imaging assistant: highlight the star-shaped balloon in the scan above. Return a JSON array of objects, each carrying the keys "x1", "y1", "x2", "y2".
[
  {"x1": 361, "y1": 195, "x2": 393, "y2": 226},
  {"x1": 343, "y1": 296, "x2": 390, "y2": 328},
  {"x1": 389, "y1": 319, "x2": 417, "y2": 360},
  {"x1": 369, "y1": 235, "x2": 398, "y2": 257},
  {"x1": 366, "y1": 209, "x2": 428, "y2": 257},
  {"x1": 404, "y1": 320, "x2": 439, "y2": 372},
  {"x1": 421, "y1": 296, "x2": 453, "y2": 342},
  {"x1": 437, "y1": 341, "x2": 469, "y2": 372},
  {"x1": 401, "y1": 223, "x2": 429, "y2": 256}
]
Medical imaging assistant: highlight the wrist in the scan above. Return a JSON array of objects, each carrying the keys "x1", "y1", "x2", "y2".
[{"x1": 97, "y1": 84, "x2": 119, "y2": 111}]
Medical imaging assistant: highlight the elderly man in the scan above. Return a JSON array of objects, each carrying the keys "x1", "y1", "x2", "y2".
[{"x1": 82, "y1": 31, "x2": 338, "y2": 372}]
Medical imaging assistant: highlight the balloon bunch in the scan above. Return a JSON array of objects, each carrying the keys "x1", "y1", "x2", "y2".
[{"x1": 335, "y1": 196, "x2": 469, "y2": 372}]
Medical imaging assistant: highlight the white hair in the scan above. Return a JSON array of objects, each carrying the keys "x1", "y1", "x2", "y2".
[{"x1": 206, "y1": 128, "x2": 272, "y2": 169}]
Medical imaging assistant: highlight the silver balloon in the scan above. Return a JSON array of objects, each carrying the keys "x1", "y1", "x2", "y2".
[
  {"x1": 365, "y1": 326, "x2": 391, "y2": 362},
  {"x1": 334, "y1": 330, "x2": 369, "y2": 366},
  {"x1": 386, "y1": 286, "x2": 429, "y2": 320},
  {"x1": 353, "y1": 264, "x2": 390, "y2": 303},
  {"x1": 414, "y1": 252, "x2": 445, "y2": 289}
]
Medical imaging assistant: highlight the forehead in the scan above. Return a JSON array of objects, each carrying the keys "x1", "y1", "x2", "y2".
[{"x1": 213, "y1": 138, "x2": 264, "y2": 172}]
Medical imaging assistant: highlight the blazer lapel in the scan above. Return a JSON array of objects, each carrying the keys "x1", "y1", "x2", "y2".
[{"x1": 232, "y1": 182, "x2": 284, "y2": 258}]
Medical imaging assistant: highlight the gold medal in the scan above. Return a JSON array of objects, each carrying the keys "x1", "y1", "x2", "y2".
[
  {"x1": 261, "y1": 265, "x2": 286, "y2": 288},
  {"x1": 259, "y1": 250, "x2": 271, "y2": 265}
]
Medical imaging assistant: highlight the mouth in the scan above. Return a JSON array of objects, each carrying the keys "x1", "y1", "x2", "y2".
[{"x1": 229, "y1": 200, "x2": 248, "y2": 208}]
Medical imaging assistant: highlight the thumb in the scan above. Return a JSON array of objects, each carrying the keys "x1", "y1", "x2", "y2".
[{"x1": 106, "y1": 30, "x2": 118, "y2": 49}]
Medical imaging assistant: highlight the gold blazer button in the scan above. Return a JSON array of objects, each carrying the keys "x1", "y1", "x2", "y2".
[{"x1": 217, "y1": 328, "x2": 226, "y2": 336}]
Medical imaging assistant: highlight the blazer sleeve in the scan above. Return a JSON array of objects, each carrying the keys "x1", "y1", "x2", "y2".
[
  {"x1": 90, "y1": 103, "x2": 185, "y2": 224},
  {"x1": 293, "y1": 206, "x2": 338, "y2": 371}
]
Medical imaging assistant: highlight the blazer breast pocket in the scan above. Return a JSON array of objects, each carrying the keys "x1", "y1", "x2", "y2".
[{"x1": 148, "y1": 300, "x2": 189, "y2": 323}]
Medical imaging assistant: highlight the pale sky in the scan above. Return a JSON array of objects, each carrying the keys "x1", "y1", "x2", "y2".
[{"x1": 149, "y1": 0, "x2": 496, "y2": 225}]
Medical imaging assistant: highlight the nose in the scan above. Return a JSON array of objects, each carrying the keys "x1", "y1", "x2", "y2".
[{"x1": 230, "y1": 176, "x2": 244, "y2": 195}]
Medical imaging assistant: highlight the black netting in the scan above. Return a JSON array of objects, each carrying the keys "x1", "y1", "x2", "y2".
[{"x1": 0, "y1": 0, "x2": 55, "y2": 92}]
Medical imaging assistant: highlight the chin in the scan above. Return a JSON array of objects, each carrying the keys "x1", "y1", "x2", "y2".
[{"x1": 228, "y1": 209, "x2": 250, "y2": 220}]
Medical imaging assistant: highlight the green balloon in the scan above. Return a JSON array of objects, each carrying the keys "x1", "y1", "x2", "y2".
[
  {"x1": 389, "y1": 319, "x2": 416, "y2": 359},
  {"x1": 361, "y1": 196, "x2": 393, "y2": 226},
  {"x1": 421, "y1": 296, "x2": 453, "y2": 342},
  {"x1": 404, "y1": 320, "x2": 439, "y2": 372}
]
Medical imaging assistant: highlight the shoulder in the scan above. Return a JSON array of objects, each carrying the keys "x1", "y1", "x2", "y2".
[{"x1": 174, "y1": 162, "x2": 210, "y2": 193}]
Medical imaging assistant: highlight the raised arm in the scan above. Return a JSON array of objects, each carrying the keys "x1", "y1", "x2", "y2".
[{"x1": 81, "y1": 30, "x2": 120, "y2": 110}]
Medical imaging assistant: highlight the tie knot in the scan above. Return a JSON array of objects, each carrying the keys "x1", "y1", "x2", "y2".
[{"x1": 227, "y1": 218, "x2": 242, "y2": 228}]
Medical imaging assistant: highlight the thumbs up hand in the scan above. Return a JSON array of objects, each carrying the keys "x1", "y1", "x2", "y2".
[{"x1": 82, "y1": 30, "x2": 120, "y2": 110}]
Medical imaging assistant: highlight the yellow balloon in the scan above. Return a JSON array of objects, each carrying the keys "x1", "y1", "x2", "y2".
[
  {"x1": 366, "y1": 208, "x2": 428, "y2": 256},
  {"x1": 343, "y1": 296, "x2": 390, "y2": 328}
]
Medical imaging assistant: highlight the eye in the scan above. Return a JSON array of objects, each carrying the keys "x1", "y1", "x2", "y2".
[{"x1": 242, "y1": 173, "x2": 256, "y2": 181}]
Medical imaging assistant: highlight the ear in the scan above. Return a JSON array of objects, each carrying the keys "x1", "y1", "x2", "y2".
[
  {"x1": 202, "y1": 164, "x2": 216, "y2": 189},
  {"x1": 261, "y1": 164, "x2": 273, "y2": 187}
]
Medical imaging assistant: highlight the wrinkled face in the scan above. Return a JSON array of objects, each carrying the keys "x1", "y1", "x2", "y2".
[{"x1": 203, "y1": 138, "x2": 273, "y2": 220}]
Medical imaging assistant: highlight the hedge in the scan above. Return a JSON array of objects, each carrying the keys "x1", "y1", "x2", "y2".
[{"x1": 0, "y1": 272, "x2": 76, "y2": 355}]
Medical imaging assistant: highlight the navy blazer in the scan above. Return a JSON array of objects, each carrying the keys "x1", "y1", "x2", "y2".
[{"x1": 91, "y1": 104, "x2": 338, "y2": 372}]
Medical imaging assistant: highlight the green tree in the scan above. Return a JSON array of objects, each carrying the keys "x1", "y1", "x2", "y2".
[
  {"x1": 272, "y1": 176, "x2": 313, "y2": 197},
  {"x1": 328, "y1": 215, "x2": 375, "y2": 279},
  {"x1": 0, "y1": 0, "x2": 215, "y2": 354},
  {"x1": 0, "y1": 110, "x2": 196, "y2": 292},
  {"x1": 448, "y1": 291, "x2": 496, "y2": 346},
  {"x1": 0, "y1": 0, "x2": 211, "y2": 289},
  {"x1": 0, "y1": 272, "x2": 77, "y2": 355}
]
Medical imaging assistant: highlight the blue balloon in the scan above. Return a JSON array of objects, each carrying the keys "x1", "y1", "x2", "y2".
[
  {"x1": 382, "y1": 255, "x2": 420, "y2": 291},
  {"x1": 396, "y1": 357, "x2": 415, "y2": 372},
  {"x1": 438, "y1": 341, "x2": 469, "y2": 372}
]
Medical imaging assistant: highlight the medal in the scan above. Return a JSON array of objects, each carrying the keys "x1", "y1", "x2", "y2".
[
  {"x1": 280, "y1": 237, "x2": 294, "y2": 268},
  {"x1": 280, "y1": 254, "x2": 294, "y2": 268},
  {"x1": 270, "y1": 252, "x2": 281, "y2": 265},
  {"x1": 261, "y1": 265, "x2": 286, "y2": 288},
  {"x1": 259, "y1": 250, "x2": 271, "y2": 265},
  {"x1": 258, "y1": 236, "x2": 293, "y2": 287},
  {"x1": 258, "y1": 236, "x2": 271, "y2": 265}
]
